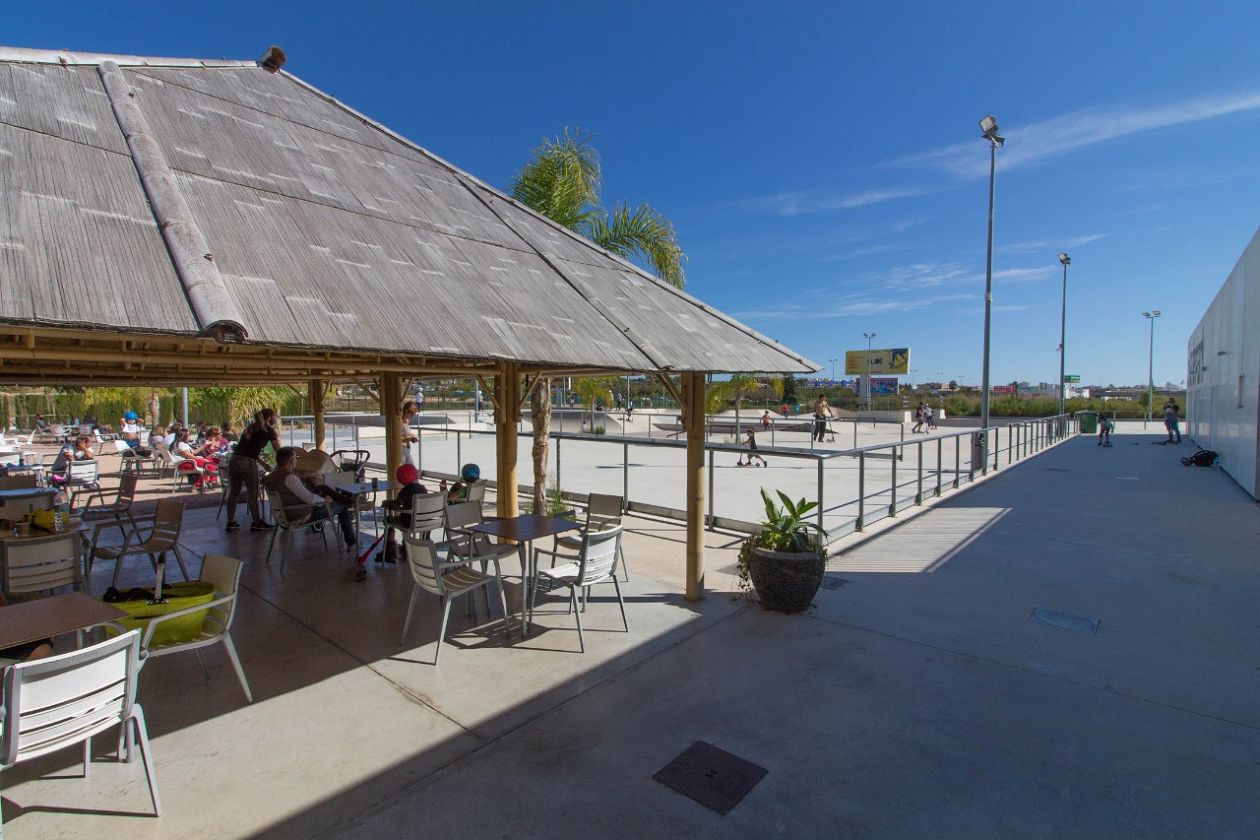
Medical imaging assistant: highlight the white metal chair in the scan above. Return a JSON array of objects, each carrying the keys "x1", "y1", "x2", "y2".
[
  {"x1": 530, "y1": 526, "x2": 626, "y2": 653},
  {"x1": 59, "y1": 459, "x2": 101, "y2": 507},
  {"x1": 538, "y1": 492, "x2": 630, "y2": 582},
  {"x1": 442, "y1": 501, "x2": 517, "y2": 570},
  {"x1": 89, "y1": 498, "x2": 191, "y2": 588},
  {"x1": 166, "y1": 450, "x2": 205, "y2": 492},
  {"x1": 400, "y1": 536, "x2": 510, "y2": 664},
  {"x1": 263, "y1": 498, "x2": 335, "y2": 572},
  {"x1": 79, "y1": 474, "x2": 140, "y2": 542},
  {"x1": 138, "y1": 554, "x2": 252, "y2": 703},
  {"x1": 1, "y1": 530, "x2": 83, "y2": 596},
  {"x1": 114, "y1": 439, "x2": 155, "y2": 476},
  {"x1": 0, "y1": 630, "x2": 161, "y2": 821}
]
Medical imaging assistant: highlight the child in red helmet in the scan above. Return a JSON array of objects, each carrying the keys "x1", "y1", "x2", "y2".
[{"x1": 379, "y1": 463, "x2": 430, "y2": 564}]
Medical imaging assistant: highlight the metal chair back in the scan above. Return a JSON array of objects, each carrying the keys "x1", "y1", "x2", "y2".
[
  {"x1": 1, "y1": 531, "x2": 81, "y2": 594},
  {"x1": 141, "y1": 499, "x2": 184, "y2": 551},
  {"x1": 575, "y1": 526, "x2": 622, "y2": 587},
  {"x1": 402, "y1": 536, "x2": 447, "y2": 597}
]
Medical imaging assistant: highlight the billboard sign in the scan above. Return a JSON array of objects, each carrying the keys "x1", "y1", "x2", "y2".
[
  {"x1": 991, "y1": 384, "x2": 1016, "y2": 395},
  {"x1": 870, "y1": 377, "x2": 899, "y2": 395},
  {"x1": 845, "y1": 347, "x2": 910, "y2": 375}
]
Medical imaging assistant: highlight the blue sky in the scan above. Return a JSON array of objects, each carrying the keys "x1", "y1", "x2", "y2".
[{"x1": 6, "y1": 1, "x2": 1258, "y2": 387}]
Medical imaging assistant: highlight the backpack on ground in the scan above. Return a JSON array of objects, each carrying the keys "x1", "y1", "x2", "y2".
[{"x1": 1181, "y1": 449, "x2": 1218, "y2": 467}]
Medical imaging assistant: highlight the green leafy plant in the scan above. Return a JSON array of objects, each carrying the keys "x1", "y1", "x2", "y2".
[
  {"x1": 735, "y1": 489, "x2": 827, "y2": 592},
  {"x1": 593, "y1": 425, "x2": 606, "y2": 435}
]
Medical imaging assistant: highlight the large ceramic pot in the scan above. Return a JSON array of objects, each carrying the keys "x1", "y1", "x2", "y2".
[{"x1": 748, "y1": 545, "x2": 826, "y2": 612}]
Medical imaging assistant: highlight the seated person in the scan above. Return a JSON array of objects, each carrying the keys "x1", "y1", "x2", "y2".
[
  {"x1": 147, "y1": 425, "x2": 166, "y2": 452},
  {"x1": 448, "y1": 462, "x2": 482, "y2": 503},
  {"x1": 33, "y1": 413, "x2": 51, "y2": 432},
  {"x1": 173, "y1": 428, "x2": 219, "y2": 489},
  {"x1": 48, "y1": 435, "x2": 94, "y2": 484},
  {"x1": 261, "y1": 447, "x2": 357, "y2": 547},
  {"x1": 380, "y1": 464, "x2": 431, "y2": 563},
  {"x1": 119, "y1": 410, "x2": 144, "y2": 449}
]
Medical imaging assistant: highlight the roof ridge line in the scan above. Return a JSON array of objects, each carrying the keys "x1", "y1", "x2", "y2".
[
  {"x1": 98, "y1": 60, "x2": 248, "y2": 342},
  {"x1": 0, "y1": 45, "x2": 255, "y2": 68}
]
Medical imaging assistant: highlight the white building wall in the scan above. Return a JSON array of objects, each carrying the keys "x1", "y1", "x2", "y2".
[{"x1": 1187, "y1": 226, "x2": 1260, "y2": 498}]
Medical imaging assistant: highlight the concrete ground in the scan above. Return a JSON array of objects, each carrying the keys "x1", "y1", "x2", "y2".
[{"x1": 2, "y1": 424, "x2": 1256, "y2": 838}]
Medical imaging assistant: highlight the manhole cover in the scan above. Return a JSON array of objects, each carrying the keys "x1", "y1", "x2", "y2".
[
  {"x1": 1030, "y1": 608, "x2": 1099, "y2": 635},
  {"x1": 653, "y1": 741, "x2": 767, "y2": 815},
  {"x1": 821, "y1": 577, "x2": 849, "y2": 590}
]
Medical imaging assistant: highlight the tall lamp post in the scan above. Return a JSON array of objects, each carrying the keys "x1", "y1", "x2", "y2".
[
  {"x1": 1057, "y1": 252, "x2": 1070, "y2": 422},
  {"x1": 862, "y1": 332, "x2": 877, "y2": 410},
  {"x1": 979, "y1": 114, "x2": 1004, "y2": 442},
  {"x1": 1142, "y1": 310, "x2": 1161, "y2": 428},
  {"x1": 828, "y1": 357, "x2": 838, "y2": 384}
]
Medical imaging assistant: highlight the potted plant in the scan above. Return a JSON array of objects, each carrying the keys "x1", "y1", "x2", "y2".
[{"x1": 738, "y1": 489, "x2": 827, "y2": 612}]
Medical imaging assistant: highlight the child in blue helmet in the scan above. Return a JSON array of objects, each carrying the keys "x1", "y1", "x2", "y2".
[{"x1": 448, "y1": 463, "x2": 481, "y2": 503}]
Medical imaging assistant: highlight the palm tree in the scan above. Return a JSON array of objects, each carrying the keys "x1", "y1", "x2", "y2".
[{"x1": 510, "y1": 129, "x2": 688, "y2": 511}]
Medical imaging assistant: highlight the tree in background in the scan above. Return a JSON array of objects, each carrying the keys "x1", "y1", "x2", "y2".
[
  {"x1": 510, "y1": 128, "x2": 687, "y2": 511},
  {"x1": 195, "y1": 386, "x2": 298, "y2": 429},
  {"x1": 572, "y1": 377, "x2": 616, "y2": 430},
  {"x1": 706, "y1": 373, "x2": 761, "y2": 438}
]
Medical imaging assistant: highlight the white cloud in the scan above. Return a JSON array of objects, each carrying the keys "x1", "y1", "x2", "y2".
[
  {"x1": 896, "y1": 89, "x2": 1260, "y2": 178},
  {"x1": 740, "y1": 186, "x2": 928, "y2": 217}
]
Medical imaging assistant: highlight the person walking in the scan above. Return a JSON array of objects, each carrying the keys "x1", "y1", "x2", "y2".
[
  {"x1": 400, "y1": 400, "x2": 420, "y2": 465},
  {"x1": 760, "y1": 410, "x2": 771, "y2": 432},
  {"x1": 741, "y1": 427, "x2": 768, "y2": 467},
  {"x1": 911, "y1": 402, "x2": 926, "y2": 434},
  {"x1": 924, "y1": 403, "x2": 937, "y2": 431},
  {"x1": 1162, "y1": 398, "x2": 1182, "y2": 444}
]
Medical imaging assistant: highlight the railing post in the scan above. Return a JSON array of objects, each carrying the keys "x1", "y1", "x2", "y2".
[
  {"x1": 916, "y1": 440, "x2": 923, "y2": 504},
  {"x1": 954, "y1": 434, "x2": 961, "y2": 488},
  {"x1": 418, "y1": 426, "x2": 423, "y2": 470},
  {"x1": 857, "y1": 452, "x2": 866, "y2": 530},
  {"x1": 707, "y1": 447, "x2": 715, "y2": 528},
  {"x1": 853, "y1": 419, "x2": 858, "y2": 449},
  {"x1": 456, "y1": 431, "x2": 462, "y2": 475},
  {"x1": 1008, "y1": 423, "x2": 1013, "y2": 464},
  {"x1": 555, "y1": 435, "x2": 561, "y2": 493},
  {"x1": 935, "y1": 437, "x2": 943, "y2": 497},
  {"x1": 623, "y1": 441, "x2": 629, "y2": 512},
  {"x1": 889, "y1": 442, "x2": 898, "y2": 516},
  {"x1": 981, "y1": 428, "x2": 988, "y2": 476},
  {"x1": 816, "y1": 458, "x2": 824, "y2": 536},
  {"x1": 770, "y1": 419, "x2": 775, "y2": 447}
]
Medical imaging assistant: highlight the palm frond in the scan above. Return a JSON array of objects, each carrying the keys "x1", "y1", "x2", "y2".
[
  {"x1": 585, "y1": 202, "x2": 687, "y2": 289},
  {"x1": 509, "y1": 128, "x2": 601, "y2": 231}
]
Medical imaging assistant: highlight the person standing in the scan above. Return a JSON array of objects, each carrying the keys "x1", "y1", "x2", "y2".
[
  {"x1": 1162, "y1": 399, "x2": 1182, "y2": 444},
  {"x1": 400, "y1": 400, "x2": 420, "y2": 466},
  {"x1": 812, "y1": 395, "x2": 832, "y2": 443},
  {"x1": 225, "y1": 408, "x2": 280, "y2": 532},
  {"x1": 742, "y1": 427, "x2": 768, "y2": 467},
  {"x1": 911, "y1": 403, "x2": 926, "y2": 434}
]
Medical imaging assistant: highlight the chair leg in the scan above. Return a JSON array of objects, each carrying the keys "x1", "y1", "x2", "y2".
[
  {"x1": 116, "y1": 513, "x2": 129, "y2": 543},
  {"x1": 570, "y1": 587, "x2": 585, "y2": 653},
  {"x1": 434, "y1": 598, "x2": 453, "y2": 666},
  {"x1": 171, "y1": 546, "x2": 190, "y2": 581},
  {"x1": 130, "y1": 706, "x2": 162, "y2": 816},
  {"x1": 618, "y1": 543, "x2": 630, "y2": 582},
  {"x1": 497, "y1": 580, "x2": 512, "y2": 639},
  {"x1": 194, "y1": 648, "x2": 210, "y2": 682},
  {"x1": 263, "y1": 525, "x2": 281, "y2": 565},
  {"x1": 221, "y1": 634, "x2": 253, "y2": 703},
  {"x1": 400, "y1": 586, "x2": 420, "y2": 644},
  {"x1": 612, "y1": 575, "x2": 629, "y2": 631}
]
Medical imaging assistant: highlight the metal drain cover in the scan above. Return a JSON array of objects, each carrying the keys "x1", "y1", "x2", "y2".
[
  {"x1": 653, "y1": 741, "x2": 767, "y2": 814},
  {"x1": 821, "y1": 577, "x2": 849, "y2": 590},
  {"x1": 1031, "y1": 608, "x2": 1099, "y2": 635}
]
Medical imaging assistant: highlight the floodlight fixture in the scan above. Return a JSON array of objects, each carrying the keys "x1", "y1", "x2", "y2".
[{"x1": 1058, "y1": 252, "x2": 1070, "y2": 266}]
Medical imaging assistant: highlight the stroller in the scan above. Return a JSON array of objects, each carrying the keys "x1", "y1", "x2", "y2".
[{"x1": 330, "y1": 449, "x2": 370, "y2": 483}]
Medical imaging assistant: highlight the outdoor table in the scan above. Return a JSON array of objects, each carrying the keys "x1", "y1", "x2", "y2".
[
  {"x1": 0, "y1": 487, "x2": 54, "y2": 501},
  {"x1": 466, "y1": 514, "x2": 581, "y2": 636},
  {"x1": 0, "y1": 591, "x2": 125, "y2": 652},
  {"x1": 340, "y1": 480, "x2": 401, "y2": 539}
]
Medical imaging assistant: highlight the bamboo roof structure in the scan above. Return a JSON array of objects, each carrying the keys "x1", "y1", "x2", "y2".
[{"x1": 0, "y1": 46, "x2": 816, "y2": 386}]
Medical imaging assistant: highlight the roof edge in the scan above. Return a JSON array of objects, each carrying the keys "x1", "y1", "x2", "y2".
[{"x1": 0, "y1": 45, "x2": 255, "y2": 68}]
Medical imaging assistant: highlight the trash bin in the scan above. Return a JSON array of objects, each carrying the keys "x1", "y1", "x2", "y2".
[{"x1": 1076, "y1": 411, "x2": 1098, "y2": 434}]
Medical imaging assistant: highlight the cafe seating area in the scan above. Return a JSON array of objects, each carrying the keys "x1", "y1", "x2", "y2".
[{"x1": 1, "y1": 448, "x2": 737, "y2": 838}]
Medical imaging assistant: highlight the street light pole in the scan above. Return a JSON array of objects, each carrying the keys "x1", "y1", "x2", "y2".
[
  {"x1": 862, "y1": 332, "x2": 877, "y2": 411},
  {"x1": 828, "y1": 357, "x2": 838, "y2": 384},
  {"x1": 979, "y1": 115, "x2": 1004, "y2": 441},
  {"x1": 1057, "y1": 253, "x2": 1070, "y2": 420},
  {"x1": 1142, "y1": 310, "x2": 1161, "y2": 428}
]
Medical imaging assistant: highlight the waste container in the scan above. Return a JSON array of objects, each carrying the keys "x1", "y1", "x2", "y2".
[{"x1": 1076, "y1": 411, "x2": 1098, "y2": 434}]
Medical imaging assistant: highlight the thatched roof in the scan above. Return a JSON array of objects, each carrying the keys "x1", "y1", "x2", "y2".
[{"x1": 0, "y1": 46, "x2": 815, "y2": 383}]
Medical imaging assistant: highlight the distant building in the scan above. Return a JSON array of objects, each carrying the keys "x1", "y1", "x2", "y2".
[{"x1": 1187, "y1": 226, "x2": 1260, "y2": 498}]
